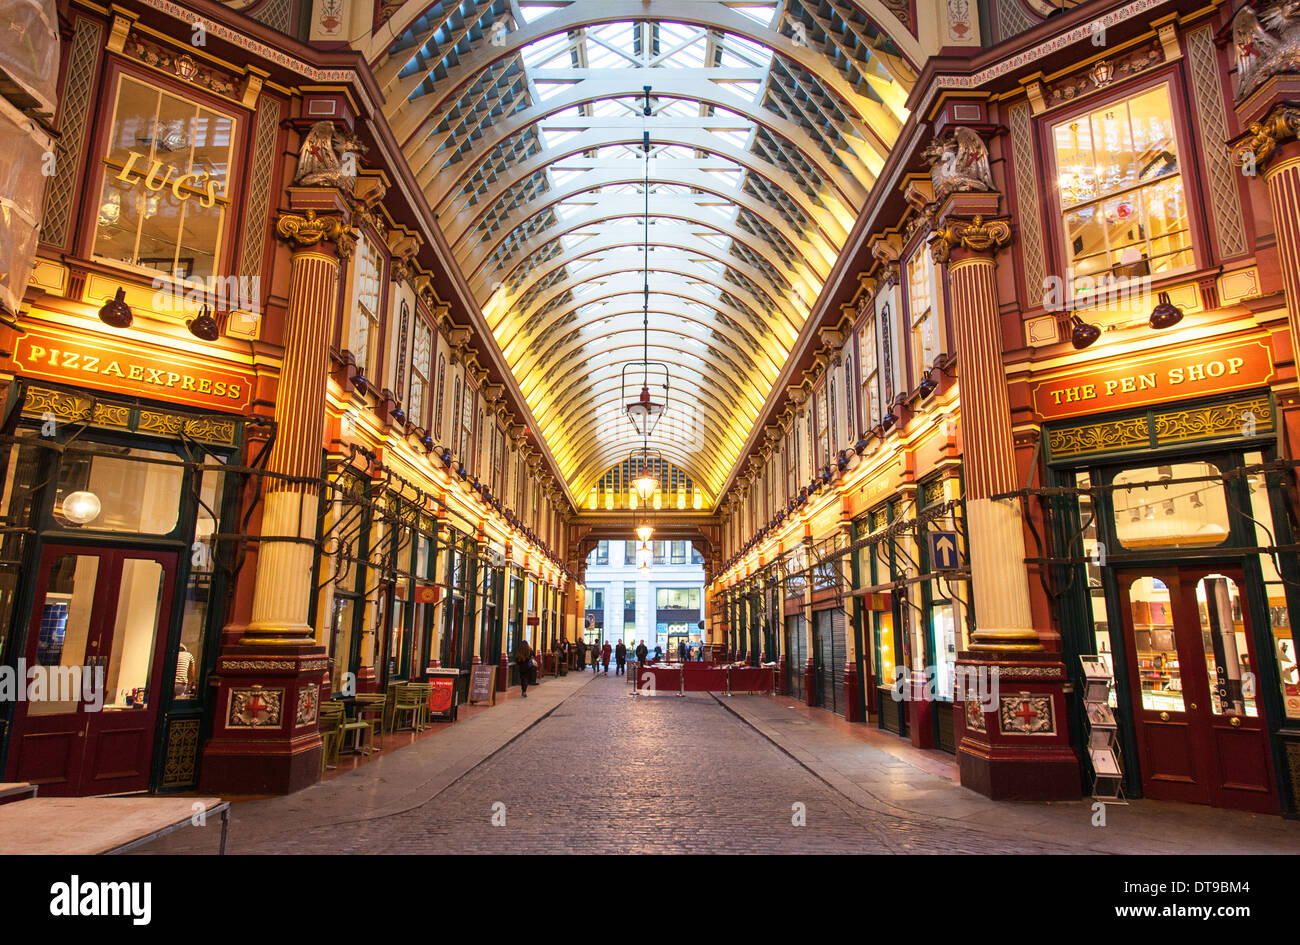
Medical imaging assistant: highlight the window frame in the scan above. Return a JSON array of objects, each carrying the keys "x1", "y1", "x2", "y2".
[{"x1": 1042, "y1": 69, "x2": 1206, "y2": 295}]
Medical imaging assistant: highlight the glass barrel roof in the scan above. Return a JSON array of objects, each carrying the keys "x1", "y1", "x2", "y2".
[{"x1": 375, "y1": 0, "x2": 914, "y2": 503}]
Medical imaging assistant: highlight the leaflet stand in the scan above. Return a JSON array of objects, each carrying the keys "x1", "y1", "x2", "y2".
[{"x1": 1080, "y1": 655, "x2": 1127, "y2": 805}]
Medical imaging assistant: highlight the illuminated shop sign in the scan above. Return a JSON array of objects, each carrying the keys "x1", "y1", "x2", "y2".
[
  {"x1": 1030, "y1": 339, "x2": 1273, "y2": 421},
  {"x1": 11, "y1": 328, "x2": 253, "y2": 413}
]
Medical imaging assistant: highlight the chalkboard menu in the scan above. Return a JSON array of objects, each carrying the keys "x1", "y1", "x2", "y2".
[{"x1": 468, "y1": 664, "x2": 497, "y2": 705}]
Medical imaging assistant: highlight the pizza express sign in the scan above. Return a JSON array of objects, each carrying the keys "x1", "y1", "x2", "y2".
[
  {"x1": 11, "y1": 329, "x2": 253, "y2": 413},
  {"x1": 1030, "y1": 339, "x2": 1273, "y2": 421}
]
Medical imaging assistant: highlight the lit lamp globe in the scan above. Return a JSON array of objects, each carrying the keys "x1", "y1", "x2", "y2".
[
  {"x1": 631, "y1": 472, "x2": 658, "y2": 502},
  {"x1": 635, "y1": 524, "x2": 654, "y2": 543},
  {"x1": 61, "y1": 491, "x2": 102, "y2": 525}
]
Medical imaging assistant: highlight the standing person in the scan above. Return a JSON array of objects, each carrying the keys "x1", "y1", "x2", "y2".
[
  {"x1": 576, "y1": 638, "x2": 587, "y2": 673},
  {"x1": 615, "y1": 640, "x2": 627, "y2": 676},
  {"x1": 515, "y1": 638, "x2": 534, "y2": 698},
  {"x1": 590, "y1": 641, "x2": 601, "y2": 672},
  {"x1": 677, "y1": 639, "x2": 687, "y2": 662},
  {"x1": 600, "y1": 640, "x2": 613, "y2": 675},
  {"x1": 635, "y1": 639, "x2": 648, "y2": 669},
  {"x1": 654, "y1": 644, "x2": 662, "y2": 661}
]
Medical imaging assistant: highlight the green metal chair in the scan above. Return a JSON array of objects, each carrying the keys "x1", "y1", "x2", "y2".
[
  {"x1": 319, "y1": 701, "x2": 346, "y2": 770},
  {"x1": 354, "y1": 693, "x2": 387, "y2": 749},
  {"x1": 390, "y1": 683, "x2": 426, "y2": 734}
]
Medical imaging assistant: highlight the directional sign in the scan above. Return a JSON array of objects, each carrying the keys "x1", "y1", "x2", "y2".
[{"x1": 929, "y1": 531, "x2": 961, "y2": 570}]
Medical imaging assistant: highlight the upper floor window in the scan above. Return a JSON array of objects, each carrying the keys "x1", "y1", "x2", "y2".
[
  {"x1": 451, "y1": 377, "x2": 463, "y2": 455},
  {"x1": 907, "y1": 247, "x2": 939, "y2": 383},
  {"x1": 860, "y1": 312, "x2": 880, "y2": 428},
  {"x1": 350, "y1": 236, "x2": 382, "y2": 377},
  {"x1": 844, "y1": 353, "x2": 855, "y2": 437},
  {"x1": 409, "y1": 318, "x2": 431, "y2": 428},
  {"x1": 1052, "y1": 83, "x2": 1191, "y2": 288},
  {"x1": 92, "y1": 75, "x2": 236, "y2": 281},
  {"x1": 434, "y1": 354, "x2": 446, "y2": 439}
]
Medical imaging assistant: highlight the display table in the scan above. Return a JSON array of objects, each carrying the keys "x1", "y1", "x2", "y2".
[
  {"x1": 636, "y1": 663, "x2": 682, "y2": 694},
  {"x1": 0, "y1": 796, "x2": 230, "y2": 854},
  {"x1": 727, "y1": 666, "x2": 776, "y2": 694}
]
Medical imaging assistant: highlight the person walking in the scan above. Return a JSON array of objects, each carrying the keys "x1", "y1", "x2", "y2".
[
  {"x1": 600, "y1": 640, "x2": 613, "y2": 675},
  {"x1": 590, "y1": 641, "x2": 601, "y2": 672},
  {"x1": 576, "y1": 638, "x2": 587, "y2": 673},
  {"x1": 614, "y1": 640, "x2": 627, "y2": 676},
  {"x1": 515, "y1": 638, "x2": 534, "y2": 698}
]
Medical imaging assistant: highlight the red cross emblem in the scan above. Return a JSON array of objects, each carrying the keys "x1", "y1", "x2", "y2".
[
  {"x1": 1014, "y1": 701, "x2": 1039, "y2": 727},
  {"x1": 243, "y1": 694, "x2": 269, "y2": 721}
]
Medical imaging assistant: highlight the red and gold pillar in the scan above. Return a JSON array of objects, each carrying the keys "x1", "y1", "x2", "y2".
[
  {"x1": 932, "y1": 210, "x2": 1078, "y2": 800},
  {"x1": 200, "y1": 190, "x2": 352, "y2": 794}
]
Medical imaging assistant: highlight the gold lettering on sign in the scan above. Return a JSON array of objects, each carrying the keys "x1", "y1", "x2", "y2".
[{"x1": 113, "y1": 150, "x2": 225, "y2": 208}]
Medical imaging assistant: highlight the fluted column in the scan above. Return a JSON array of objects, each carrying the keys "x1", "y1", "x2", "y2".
[
  {"x1": 1251, "y1": 110, "x2": 1300, "y2": 370},
  {"x1": 931, "y1": 215, "x2": 1037, "y2": 651},
  {"x1": 243, "y1": 206, "x2": 351, "y2": 645}
]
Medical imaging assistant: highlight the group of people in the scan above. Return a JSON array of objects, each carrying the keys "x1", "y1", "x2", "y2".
[{"x1": 514, "y1": 636, "x2": 710, "y2": 694}]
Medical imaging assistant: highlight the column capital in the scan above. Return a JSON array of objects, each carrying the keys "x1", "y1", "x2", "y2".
[
  {"x1": 275, "y1": 208, "x2": 353, "y2": 259},
  {"x1": 929, "y1": 214, "x2": 1011, "y2": 265},
  {"x1": 1232, "y1": 104, "x2": 1300, "y2": 175}
]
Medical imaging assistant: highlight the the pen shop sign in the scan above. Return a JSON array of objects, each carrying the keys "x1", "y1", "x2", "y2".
[
  {"x1": 11, "y1": 328, "x2": 254, "y2": 413},
  {"x1": 1030, "y1": 339, "x2": 1273, "y2": 421}
]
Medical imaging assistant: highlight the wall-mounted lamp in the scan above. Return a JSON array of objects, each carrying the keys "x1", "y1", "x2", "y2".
[
  {"x1": 98, "y1": 287, "x2": 133, "y2": 328},
  {"x1": 1149, "y1": 291, "x2": 1183, "y2": 330},
  {"x1": 186, "y1": 305, "x2": 221, "y2": 341},
  {"x1": 1069, "y1": 314, "x2": 1101, "y2": 350}
]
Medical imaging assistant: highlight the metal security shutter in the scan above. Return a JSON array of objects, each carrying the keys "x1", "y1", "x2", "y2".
[
  {"x1": 831, "y1": 609, "x2": 847, "y2": 717},
  {"x1": 814, "y1": 609, "x2": 834, "y2": 710},
  {"x1": 785, "y1": 614, "x2": 805, "y2": 702}
]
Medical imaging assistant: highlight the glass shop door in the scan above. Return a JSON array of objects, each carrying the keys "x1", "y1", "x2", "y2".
[
  {"x1": 7, "y1": 544, "x2": 176, "y2": 795},
  {"x1": 1118, "y1": 566, "x2": 1277, "y2": 813}
]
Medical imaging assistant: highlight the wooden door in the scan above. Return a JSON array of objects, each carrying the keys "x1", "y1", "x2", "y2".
[
  {"x1": 1118, "y1": 568, "x2": 1277, "y2": 813},
  {"x1": 8, "y1": 546, "x2": 175, "y2": 795}
]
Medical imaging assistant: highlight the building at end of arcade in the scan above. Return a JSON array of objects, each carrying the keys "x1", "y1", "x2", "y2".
[
  {"x1": 708, "y1": 0, "x2": 1300, "y2": 816},
  {"x1": 0, "y1": 2, "x2": 580, "y2": 798}
]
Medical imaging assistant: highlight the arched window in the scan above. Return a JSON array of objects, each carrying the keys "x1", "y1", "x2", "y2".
[{"x1": 434, "y1": 355, "x2": 446, "y2": 439}]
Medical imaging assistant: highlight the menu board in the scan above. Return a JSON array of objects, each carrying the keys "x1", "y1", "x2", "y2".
[{"x1": 468, "y1": 664, "x2": 496, "y2": 705}]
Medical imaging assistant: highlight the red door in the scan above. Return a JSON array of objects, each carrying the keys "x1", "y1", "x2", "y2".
[
  {"x1": 7, "y1": 545, "x2": 176, "y2": 796},
  {"x1": 1118, "y1": 567, "x2": 1277, "y2": 813}
]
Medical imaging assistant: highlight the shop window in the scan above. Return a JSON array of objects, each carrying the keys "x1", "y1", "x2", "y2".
[
  {"x1": 1244, "y1": 451, "x2": 1300, "y2": 718},
  {"x1": 1076, "y1": 470, "x2": 1118, "y2": 704},
  {"x1": 408, "y1": 320, "x2": 432, "y2": 428},
  {"x1": 92, "y1": 74, "x2": 235, "y2": 280},
  {"x1": 0, "y1": 436, "x2": 43, "y2": 662},
  {"x1": 907, "y1": 247, "x2": 939, "y2": 384},
  {"x1": 1113, "y1": 462, "x2": 1228, "y2": 549},
  {"x1": 54, "y1": 446, "x2": 184, "y2": 535},
  {"x1": 349, "y1": 236, "x2": 382, "y2": 378},
  {"x1": 1052, "y1": 83, "x2": 1192, "y2": 286},
  {"x1": 175, "y1": 469, "x2": 224, "y2": 700},
  {"x1": 1128, "y1": 575, "x2": 1183, "y2": 712},
  {"x1": 1196, "y1": 574, "x2": 1257, "y2": 717},
  {"x1": 29, "y1": 554, "x2": 98, "y2": 717}
]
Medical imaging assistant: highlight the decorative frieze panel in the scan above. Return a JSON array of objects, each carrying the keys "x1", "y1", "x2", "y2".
[
  {"x1": 1007, "y1": 101, "x2": 1047, "y2": 307},
  {"x1": 1185, "y1": 25, "x2": 1248, "y2": 260},
  {"x1": 295, "y1": 684, "x2": 320, "y2": 727},
  {"x1": 965, "y1": 698, "x2": 987, "y2": 732},
  {"x1": 161, "y1": 717, "x2": 201, "y2": 787},
  {"x1": 41, "y1": 18, "x2": 103, "y2": 248}
]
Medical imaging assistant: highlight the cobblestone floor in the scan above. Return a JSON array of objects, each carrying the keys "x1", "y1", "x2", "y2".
[{"x1": 166, "y1": 674, "x2": 1089, "y2": 854}]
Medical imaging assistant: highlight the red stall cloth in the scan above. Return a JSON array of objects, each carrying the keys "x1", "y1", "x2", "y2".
[
  {"x1": 636, "y1": 664, "x2": 682, "y2": 694},
  {"x1": 728, "y1": 667, "x2": 775, "y2": 693},
  {"x1": 681, "y1": 665, "x2": 728, "y2": 692}
]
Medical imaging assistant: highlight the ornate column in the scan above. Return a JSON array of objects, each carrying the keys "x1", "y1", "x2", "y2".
[
  {"x1": 930, "y1": 208, "x2": 1077, "y2": 800},
  {"x1": 200, "y1": 190, "x2": 351, "y2": 794}
]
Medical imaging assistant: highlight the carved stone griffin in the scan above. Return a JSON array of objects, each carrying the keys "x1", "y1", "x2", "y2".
[
  {"x1": 1233, "y1": 1, "x2": 1300, "y2": 101},
  {"x1": 922, "y1": 126, "x2": 994, "y2": 203},
  {"x1": 294, "y1": 121, "x2": 367, "y2": 191}
]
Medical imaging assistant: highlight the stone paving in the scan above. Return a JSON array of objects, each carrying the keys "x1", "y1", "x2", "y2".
[{"x1": 135, "y1": 671, "x2": 1300, "y2": 854}]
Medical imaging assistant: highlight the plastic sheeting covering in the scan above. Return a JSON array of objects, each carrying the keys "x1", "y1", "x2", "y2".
[
  {"x1": 0, "y1": 0, "x2": 59, "y2": 114},
  {"x1": 0, "y1": 97, "x2": 50, "y2": 314}
]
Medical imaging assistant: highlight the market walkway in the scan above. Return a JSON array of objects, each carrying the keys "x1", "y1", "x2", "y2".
[{"x1": 135, "y1": 673, "x2": 1300, "y2": 854}]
